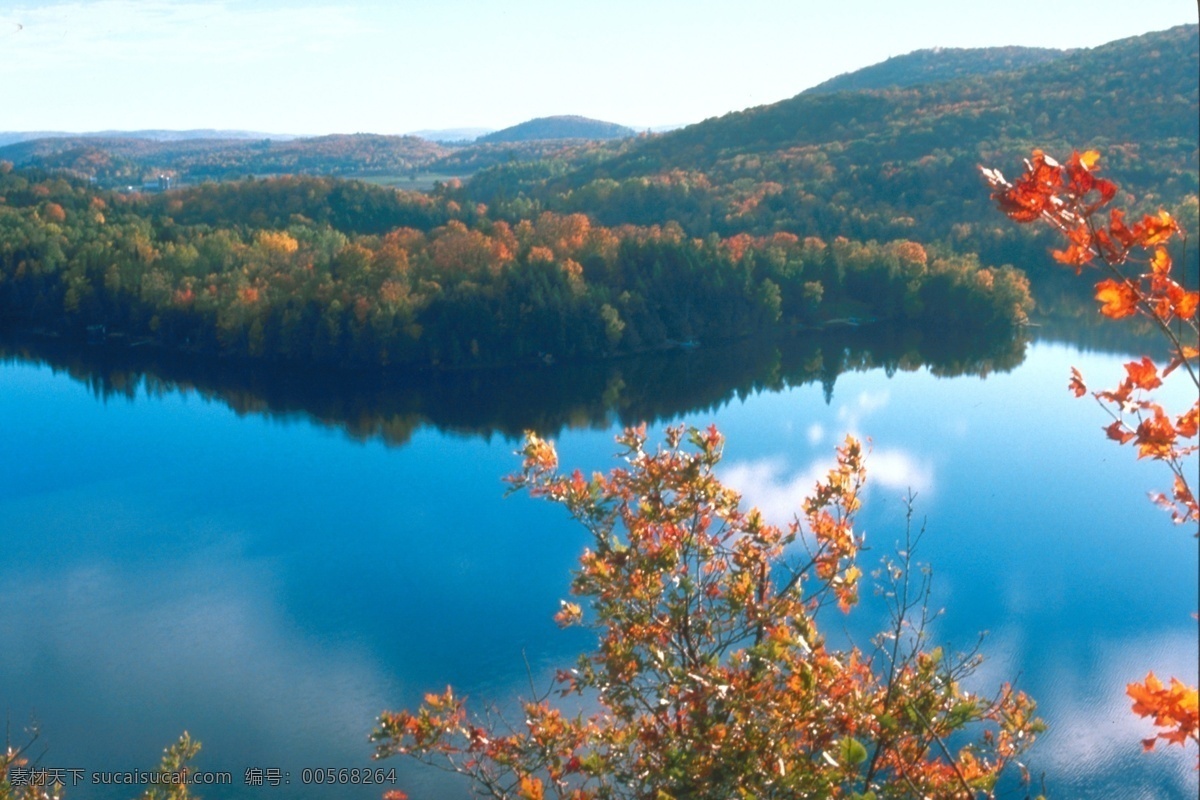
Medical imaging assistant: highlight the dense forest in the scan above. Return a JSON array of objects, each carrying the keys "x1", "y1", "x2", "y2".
[
  {"x1": 0, "y1": 167, "x2": 1030, "y2": 368},
  {"x1": 803, "y1": 45, "x2": 1074, "y2": 94},
  {"x1": 454, "y1": 25, "x2": 1200, "y2": 285},
  {"x1": 2, "y1": 24, "x2": 1196, "y2": 370}
]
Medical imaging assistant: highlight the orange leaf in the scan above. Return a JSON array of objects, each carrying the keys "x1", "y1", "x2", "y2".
[
  {"x1": 1162, "y1": 347, "x2": 1199, "y2": 378},
  {"x1": 1068, "y1": 367, "x2": 1087, "y2": 398},
  {"x1": 1052, "y1": 224, "x2": 1095, "y2": 271},
  {"x1": 990, "y1": 150, "x2": 1063, "y2": 223},
  {"x1": 1176, "y1": 403, "x2": 1199, "y2": 439},
  {"x1": 1134, "y1": 410, "x2": 1176, "y2": 459},
  {"x1": 1095, "y1": 279, "x2": 1139, "y2": 319},
  {"x1": 1124, "y1": 357, "x2": 1162, "y2": 391},
  {"x1": 1174, "y1": 290, "x2": 1199, "y2": 321},
  {"x1": 1131, "y1": 211, "x2": 1178, "y2": 247},
  {"x1": 1064, "y1": 151, "x2": 1097, "y2": 197},
  {"x1": 1149, "y1": 247, "x2": 1171, "y2": 275},
  {"x1": 1127, "y1": 672, "x2": 1200, "y2": 751},
  {"x1": 554, "y1": 601, "x2": 583, "y2": 627},
  {"x1": 519, "y1": 775, "x2": 545, "y2": 800}
]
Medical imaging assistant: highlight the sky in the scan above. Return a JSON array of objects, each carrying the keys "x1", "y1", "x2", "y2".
[{"x1": 0, "y1": 0, "x2": 1197, "y2": 136}]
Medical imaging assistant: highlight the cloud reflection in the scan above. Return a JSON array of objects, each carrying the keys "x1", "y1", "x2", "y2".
[
  {"x1": 723, "y1": 446, "x2": 933, "y2": 528},
  {"x1": 964, "y1": 625, "x2": 1198, "y2": 798},
  {"x1": 0, "y1": 546, "x2": 396, "y2": 775}
]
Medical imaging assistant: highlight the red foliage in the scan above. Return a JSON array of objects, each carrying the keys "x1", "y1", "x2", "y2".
[{"x1": 984, "y1": 148, "x2": 1200, "y2": 765}]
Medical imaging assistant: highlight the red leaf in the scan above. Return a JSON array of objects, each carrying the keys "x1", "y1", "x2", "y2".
[
  {"x1": 1124, "y1": 357, "x2": 1162, "y2": 391},
  {"x1": 1105, "y1": 420, "x2": 1135, "y2": 445},
  {"x1": 1134, "y1": 409, "x2": 1176, "y2": 460}
]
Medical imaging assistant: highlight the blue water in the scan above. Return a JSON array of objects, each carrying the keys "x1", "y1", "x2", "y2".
[{"x1": 0, "y1": 335, "x2": 1196, "y2": 798}]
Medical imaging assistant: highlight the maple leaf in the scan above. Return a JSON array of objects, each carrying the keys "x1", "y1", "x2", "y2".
[
  {"x1": 1108, "y1": 208, "x2": 1137, "y2": 249},
  {"x1": 1134, "y1": 409, "x2": 1177, "y2": 460},
  {"x1": 1077, "y1": 150, "x2": 1101, "y2": 170},
  {"x1": 1068, "y1": 367, "x2": 1087, "y2": 398},
  {"x1": 1052, "y1": 223, "x2": 1095, "y2": 271},
  {"x1": 1162, "y1": 346, "x2": 1199, "y2": 378},
  {"x1": 518, "y1": 775, "x2": 545, "y2": 800},
  {"x1": 1129, "y1": 210, "x2": 1178, "y2": 247},
  {"x1": 1064, "y1": 150, "x2": 1098, "y2": 197},
  {"x1": 1175, "y1": 403, "x2": 1199, "y2": 439},
  {"x1": 1095, "y1": 279, "x2": 1140, "y2": 319},
  {"x1": 1127, "y1": 672, "x2": 1200, "y2": 751},
  {"x1": 989, "y1": 150, "x2": 1063, "y2": 223},
  {"x1": 1149, "y1": 247, "x2": 1172, "y2": 275},
  {"x1": 554, "y1": 600, "x2": 583, "y2": 628},
  {"x1": 1174, "y1": 290, "x2": 1199, "y2": 321},
  {"x1": 1124, "y1": 357, "x2": 1162, "y2": 391},
  {"x1": 1105, "y1": 420, "x2": 1135, "y2": 445}
]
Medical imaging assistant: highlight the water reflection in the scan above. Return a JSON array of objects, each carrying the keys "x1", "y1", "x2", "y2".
[
  {"x1": 1, "y1": 324, "x2": 1027, "y2": 446},
  {"x1": 2, "y1": 321, "x2": 1195, "y2": 800}
]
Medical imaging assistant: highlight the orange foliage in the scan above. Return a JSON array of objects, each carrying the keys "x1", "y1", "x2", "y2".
[
  {"x1": 982, "y1": 149, "x2": 1199, "y2": 528},
  {"x1": 42, "y1": 202, "x2": 66, "y2": 223},
  {"x1": 1127, "y1": 673, "x2": 1200, "y2": 752},
  {"x1": 985, "y1": 148, "x2": 1199, "y2": 765},
  {"x1": 374, "y1": 426, "x2": 1043, "y2": 798},
  {"x1": 257, "y1": 230, "x2": 299, "y2": 255}
]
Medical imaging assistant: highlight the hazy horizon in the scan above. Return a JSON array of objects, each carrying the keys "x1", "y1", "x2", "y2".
[{"x1": 1, "y1": 0, "x2": 1197, "y2": 137}]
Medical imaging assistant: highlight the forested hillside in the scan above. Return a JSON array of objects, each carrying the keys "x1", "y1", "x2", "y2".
[
  {"x1": 457, "y1": 25, "x2": 1199, "y2": 287},
  {"x1": 803, "y1": 45, "x2": 1072, "y2": 94},
  {"x1": 3, "y1": 25, "x2": 1195, "y2": 369}
]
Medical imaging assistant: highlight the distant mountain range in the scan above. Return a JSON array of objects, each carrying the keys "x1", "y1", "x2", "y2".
[
  {"x1": 476, "y1": 115, "x2": 637, "y2": 143},
  {"x1": 409, "y1": 127, "x2": 495, "y2": 143},
  {"x1": 0, "y1": 133, "x2": 449, "y2": 182},
  {"x1": 0, "y1": 129, "x2": 297, "y2": 148},
  {"x1": 0, "y1": 115, "x2": 643, "y2": 184}
]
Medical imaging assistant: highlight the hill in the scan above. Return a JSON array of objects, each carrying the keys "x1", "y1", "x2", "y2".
[
  {"x1": 804, "y1": 45, "x2": 1072, "y2": 94},
  {"x1": 476, "y1": 115, "x2": 637, "y2": 143},
  {"x1": 0, "y1": 133, "x2": 452, "y2": 184},
  {"x1": 458, "y1": 25, "x2": 1199, "y2": 290}
]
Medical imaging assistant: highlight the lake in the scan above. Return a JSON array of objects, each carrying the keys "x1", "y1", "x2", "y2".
[{"x1": 0, "y1": 324, "x2": 1196, "y2": 799}]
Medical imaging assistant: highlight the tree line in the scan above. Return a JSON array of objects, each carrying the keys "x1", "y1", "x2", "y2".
[{"x1": 0, "y1": 167, "x2": 1032, "y2": 369}]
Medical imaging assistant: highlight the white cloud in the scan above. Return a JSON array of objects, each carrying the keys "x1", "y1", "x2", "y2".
[
  {"x1": 0, "y1": 546, "x2": 394, "y2": 768},
  {"x1": 836, "y1": 389, "x2": 890, "y2": 437},
  {"x1": 722, "y1": 456, "x2": 830, "y2": 527},
  {"x1": 806, "y1": 422, "x2": 824, "y2": 446},
  {"x1": 722, "y1": 445, "x2": 933, "y2": 528},
  {"x1": 1036, "y1": 630, "x2": 1198, "y2": 792},
  {"x1": 868, "y1": 448, "x2": 934, "y2": 496}
]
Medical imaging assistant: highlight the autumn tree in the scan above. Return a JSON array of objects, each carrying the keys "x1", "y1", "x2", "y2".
[
  {"x1": 374, "y1": 425, "x2": 1042, "y2": 799},
  {"x1": 982, "y1": 149, "x2": 1200, "y2": 757}
]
